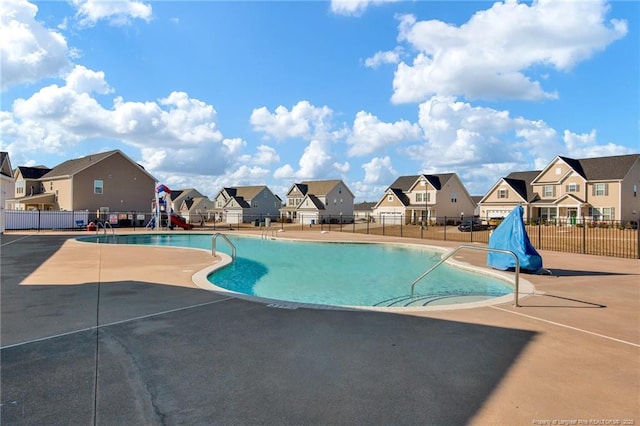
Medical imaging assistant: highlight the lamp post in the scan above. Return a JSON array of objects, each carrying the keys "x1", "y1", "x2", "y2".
[{"x1": 421, "y1": 176, "x2": 428, "y2": 229}]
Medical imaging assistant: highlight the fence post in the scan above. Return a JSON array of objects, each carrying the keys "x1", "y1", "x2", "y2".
[
  {"x1": 582, "y1": 216, "x2": 586, "y2": 254},
  {"x1": 444, "y1": 216, "x2": 447, "y2": 241}
]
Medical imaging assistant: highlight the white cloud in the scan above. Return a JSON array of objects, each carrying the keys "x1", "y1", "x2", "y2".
[
  {"x1": 65, "y1": 65, "x2": 113, "y2": 94},
  {"x1": 0, "y1": 0, "x2": 71, "y2": 91},
  {"x1": 239, "y1": 144, "x2": 280, "y2": 166},
  {"x1": 563, "y1": 129, "x2": 635, "y2": 159},
  {"x1": 72, "y1": 0, "x2": 152, "y2": 27},
  {"x1": 3, "y1": 66, "x2": 237, "y2": 176},
  {"x1": 250, "y1": 101, "x2": 334, "y2": 141},
  {"x1": 273, "y1": 139, "x2": 344, "y2": 181},
  {"x1": 347, "y1": 110, "x2": 422, "y2": 156},
  {"x1": 362, "y1": 156, "x2": 396, "y2": 184},
  {"x1": 331, "y1": 0, "x2": 399, "y2": 17},
  {"x1": 364, "y1": 47, "x2": 403, "y2": 68},
  {"x1": 392, "y1": 1, "x2": 627, "y2": 103},
  {"x1": 404, "y1": 95, "x2": 633, "y2": 195}
]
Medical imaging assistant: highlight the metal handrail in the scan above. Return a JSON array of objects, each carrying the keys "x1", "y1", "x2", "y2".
[
  {"x1": 212, "y1": 233, "x2": 236, "y2": 261},
  {"x1": 410, "y1": 244, "x2": 521, "y2": 307},
  {"x1": 95, "y1": 221, "x2": 114, "y2": 236},
  {"x1": 261, "y1": 226, "x2": 277, "y2": 239}
]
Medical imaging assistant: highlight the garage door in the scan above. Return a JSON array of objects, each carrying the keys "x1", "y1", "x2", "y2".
[{"x1": 380, "y1": 212, "x2": 402, "y2": 225}]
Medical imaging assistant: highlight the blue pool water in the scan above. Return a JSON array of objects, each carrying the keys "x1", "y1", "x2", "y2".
[{"x1": 81, "y1": 233, "x2": 513, "y2": 308}]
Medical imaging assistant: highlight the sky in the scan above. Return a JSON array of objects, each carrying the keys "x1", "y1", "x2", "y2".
[{"x1": 1, "y1": 0, "x2": 638, "y2": 202}]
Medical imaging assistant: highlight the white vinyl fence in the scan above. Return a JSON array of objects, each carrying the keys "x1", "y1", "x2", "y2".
[{"x1": 6, "y1": 210, "x2": 90, "y2": 230}]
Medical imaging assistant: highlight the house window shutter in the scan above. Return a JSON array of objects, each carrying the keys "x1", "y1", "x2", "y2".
[
  {"x1": 592, "y1": 186, "x2": 595, "y2": 196},
  {"x1": 604, "y1": 183, "x2": 609, "y2": 196},
  {"x1": 576, "y1": 184, "x2": 580, "y2": 192},
  {"x1": 565, "y1": 184, "x2": 569, "y2": 192},
  {"x1": 552, "y1": 186, "x2": 556, "y2": 197},
  {"x1": 611, "y1": 207, "x2": 615, "y2": 220}
]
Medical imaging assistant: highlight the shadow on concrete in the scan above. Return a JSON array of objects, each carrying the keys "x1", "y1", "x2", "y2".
[
  {"x1": 520, "y1": 293, "x2": 607, "y2": 308},
  {"x1": 2, "y1": 298, "x2": 537, "y2": 425},
  {"x1": 546, "y1": 268, "x2": 636, "y2": 277}
]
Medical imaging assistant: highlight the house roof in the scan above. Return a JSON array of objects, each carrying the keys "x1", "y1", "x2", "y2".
[
  {"x1": 226, "y1": 196, "x2": 251, "y2": 209},
  {"x1": 557, "y1": 154, "x2": 639, "y2": 181},
  {"x1": 233, "y1": 186, "x2": 268, "y2": 200},
  {"x1": 0, "y1": 152, "x2": 12, "y2": 178},
  {"x1": 388, "y1": 173, "x2": 455, "y2": 192},
  {"x1": 41, "y1": 149, "x2": 156, "y2": 181},
  {"x1": 354, "y1": 202, "x2": 376, "y2": 211},
  {"x1": 503, "y1": 170, "x2": 541, "y2": 202},
  {"x1": 16, "y1": 166, "x2": 51, "y2": 180},
  {"x1": 298, "y1": 194, "x2": 325, "y2": 210},
  {"x1": 299, "y1": 180, "x2": 350, "y2": 197}
]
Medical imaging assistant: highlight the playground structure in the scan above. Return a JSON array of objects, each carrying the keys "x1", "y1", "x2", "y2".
[{"x1": 148, "y1": 183, "x2": 193, "y2": 230}]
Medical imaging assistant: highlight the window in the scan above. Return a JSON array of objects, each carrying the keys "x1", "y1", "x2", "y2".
[
  {"x1": 16, "y1": 180, "x2": 24, "y2": 194},
  {"x1": 633, "y1": 185, "x2": 637, "y2": 197},
  {"x1": 387, "y1": 195, "x2": 393, "y2": 202},
  {"x1": 602, "y1": 207, "x2": 614, "y2": 220},
  {"x1": 593, "y1": 183, "x2": 608, "y2": 196},
  {"x1": 566, "y1": 183, "x2": 579, "y2": 193},
  {"x1": 94, "y1": 180, "x2": 103, "y2": 194},
  {"x1": 543, "y1": 185, "x2": 555, "y2": 197},
  {"x1": 451, "y1": 193, "x2": 457, "y2": 203},
  {"x1": 416, "y1": 193, "x2": 425, "y2": 203},
  {"x1": 555, "y1": 167, "x2": 562, "y2": 175},
  {"x1": 252, "y1": 201, "x2": 258, "y2": 208},
  {"x1": 498, "y1": 189, "x2": 508, "y2": 199}
]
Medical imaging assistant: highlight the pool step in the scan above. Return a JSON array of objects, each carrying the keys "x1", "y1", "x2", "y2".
[{"x1": 374, "y1": 291, "x2": 502, "y2": 307}]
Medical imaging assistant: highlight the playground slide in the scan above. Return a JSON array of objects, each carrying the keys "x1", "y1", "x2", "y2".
[{"x1": 170, "y1": 215, "x2": 194, "y2": 230}]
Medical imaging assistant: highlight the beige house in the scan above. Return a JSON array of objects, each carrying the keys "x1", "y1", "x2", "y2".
[
  {"x1": 212, "y1": 185, "x2": 282, "y2": 224},
  {"x1": 280, "y1": 180, "x2": 355, "y2": 225},
  {"x1": 8, "y1": 150, "x2": 157, "y2": 214},
  {"x1": 479, "y1": 154, "x2": 640, "y2": 225},
  {"x1": 0, "y1": 152, "x2": 14, "y2": 233},
  {"x1": 478, "y1": 171, "x2": 541, "y2": 222},
  {"x1": 171, "y1": 188, "x2": 216, "y2": 223},
  {"x1": 372, "y1": 174, "x2": 476, "y2": 225}
]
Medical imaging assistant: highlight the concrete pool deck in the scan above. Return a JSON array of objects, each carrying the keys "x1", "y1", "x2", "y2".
[{"x1": 1, "y1": 229, "x2": 638, "y2": 425}]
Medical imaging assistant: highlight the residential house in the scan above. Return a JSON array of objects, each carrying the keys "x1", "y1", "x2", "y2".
[
  {"x1": 530, "y1": 154, "x2": 639, "y2": 224},
  {"x1": 478, "y1": 171, "x2": 541, "y2": 222},
  {"x1": 8, "y1": 149, "x2": 157, "y2": 215},
  {"x1": 172, "y1": 188, "x2": 216, "y2": 224},
  {"x1": 280, "y1": 180, "x2": 355, "y2": 225},
  {"x1": 0, "y1": 152, "x2": 14, "y2": 233},
  {"x1": 354, "y1": 201, "x2": 376, "y2": 222},
  {"x1": 10, "y1": 165, "x2": 52, "y2": 210},
  {"x1": 372, "y1": 174, "x2": 476, "y2": 225},
  {"x1": 479, "y1": 154, "x2": 640, "y2": 225},
  {"x1": 212, "y1": 185, "x2": 281, "y2": 224}
]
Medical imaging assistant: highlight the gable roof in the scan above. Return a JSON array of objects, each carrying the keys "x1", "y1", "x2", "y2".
[
  {"x1": 16, "y1": 166, "x2": 51, "y2": 180},
  {"x1": 299, "y1": 180, "x2": 350, "y2": 197},
  {"x1": 388, "y1": 173, "x2": 455, "y2": 192},
  {"x1": 503, "y1": 170, "x2": 541, "y2": 202},
  {"x1": 559, "y1": 154, "x2": 639, "y2": 181},
  {"x1": 233, "y1": 185, "x2": 269, "y2": 200},
  {"x1": 41, "y1": 149, "x2": 156, "y2": 181},
  {"x1": 354, "y1": 202, "x2": 376, "y2": 212},
  {"x1": 0, "y1": 152, "x2": 13, "y2": 178}
]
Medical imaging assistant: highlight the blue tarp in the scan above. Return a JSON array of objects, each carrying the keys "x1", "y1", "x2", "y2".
[{"x1": 487, "y1": 205, "x2": 543, "y2": 272}]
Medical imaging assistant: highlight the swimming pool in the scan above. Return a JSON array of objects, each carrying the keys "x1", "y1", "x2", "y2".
[{"x1": 81, "y1": 233, "x2": 517, "y2": 309}]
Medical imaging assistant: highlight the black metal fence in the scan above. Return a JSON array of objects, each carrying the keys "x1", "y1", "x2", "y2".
[{"x1": 5, "y1": 211, "x2": 639, "y2": 259}]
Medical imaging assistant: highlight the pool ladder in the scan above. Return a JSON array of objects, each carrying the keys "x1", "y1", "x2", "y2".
[
  {"x1": 261, "y1": 226, "x2": 277, "y2": 240},
  {"x1": 211, "y1": 233, "x2": 236, "y2": 262},
  {"x1": 95, "y1": 221, "x2": 114, "y2": 236},
  {"x1": 410, "y1": 244, "x2": 521, "y2": 307}
]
